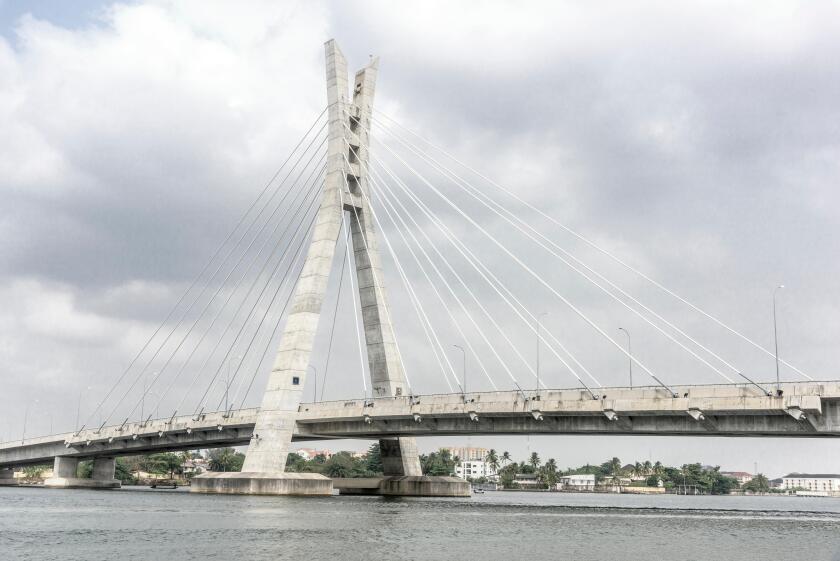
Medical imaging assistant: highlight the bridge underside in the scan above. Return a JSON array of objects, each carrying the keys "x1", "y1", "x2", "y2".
[{"x1": 2, "y1": 383, "x2": 839, "y2": 470}]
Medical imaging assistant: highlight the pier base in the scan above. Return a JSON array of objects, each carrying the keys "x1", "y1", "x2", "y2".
[
  {"x1": 44, "y1": 456, "x2": 121, "y2": 489},
  {"x1": 0, "y1": 468, "x2": 17, "y2": 486},
  {"x1": 190, "y1": 472, "x2": 333, "y2": 495},
  {"x1": 334, "y1": 475, "x2": 470, "y2": 497}
]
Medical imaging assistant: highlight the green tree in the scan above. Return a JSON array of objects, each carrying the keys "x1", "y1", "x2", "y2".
[
  {"x1": 529, "y1": 452, "x2": 541, "y2": 470},
  {"x1": 285, "y1": 452, "x2": 308, "y2": 472},
  {"x1": 501, "y1": 451, "x2": 511, "y2": 466},
  {"x1": 421, "y1": 449, "x2": 457, "y2": 476},
  {"x1": 322, "y1": 452, "x2": 356, "y2": 477},
  {"x1": 485, "y1": 449, "x2": 500, "y2": 475},
  {"x1": 144, "y1": 453, "x2": 183, "y2": 479},
  {"x1": 208, "y1": 448, "x2": 245, "y2": 472},
  {"x1": 114, "y1": 458, "x2": 136, "y2": 484},
  {"x1": 499, "y1": 462, "x2": 519, "y2": 489},
  {"x1": 743, "y1": 474, "x2": 770, "y2": 493},
  {"x1": 22, "y1": 465, "x2": 48, "y2": 482},
  {"x1": 541, "y1": 458, "x2": 558, "y2": 488},
  {"x1": 77, "y1": 461, "x2": 93, "y2": 478},
  {"x1": 365, "y1": 443, "x2": 383, "y2": 474}
]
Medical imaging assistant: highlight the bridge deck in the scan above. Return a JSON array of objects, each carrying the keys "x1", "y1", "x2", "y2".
[{"x1": 1, "y1": 382, "x2": 838, "y2": 468}]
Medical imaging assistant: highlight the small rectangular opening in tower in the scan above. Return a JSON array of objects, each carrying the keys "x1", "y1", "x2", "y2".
[
  {"x1": 349, "y1": 116, "x2": 360, "y2": 133},
  {"x1": 346, "y1": 174, "x2": 360, "y2": 193},
  {"x1": 348, "y1": 144, "x2": 359, "y2": 164}
]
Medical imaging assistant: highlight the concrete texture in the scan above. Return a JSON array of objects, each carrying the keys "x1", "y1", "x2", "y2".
[
  {"x1": 238, "y1": 38, "x2": 422, "y2": 486},
  {"x1": 380, "y1": 437, "x2": 422, "y2": 476},
  {"x1": 190, "y1": 472, "x2": 332, "y2": 496},
  {"x1": 4, "y1": 382, "x2": 840, "y2": 471},
  {"x1": 0, "y1": 468, "x2": 17, "y2": 486},
  {"x1": 44, "y1": 455, "x2": 120, "y2": 489},
  {"x1": 335, "y1": 476, "x2": 470, "y2": 497},
  {"x1": 3, "y1": 382, "x2": 840, "y2": 471},
  {"x1": 240, "y1": 39, "x2": 350, "y2": 474}
]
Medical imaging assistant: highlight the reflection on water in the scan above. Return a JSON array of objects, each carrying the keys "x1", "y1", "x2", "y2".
[{"x1": 1, "y1": 487, "x2": 839, "y2": 561}]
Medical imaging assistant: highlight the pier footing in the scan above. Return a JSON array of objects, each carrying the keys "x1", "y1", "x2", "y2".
[
  {"x1": 190, "y1": 472, "x2": 333, "y2": 495},
  {"x1": 44, "y1": 456, "x2": 120, "y2": 489},
  {"x1": 0, "y1": 468, "x2": 17, "y2": 486},
  {"x1": 334, "y1": 476, "x2": 470, "y2": 497}
]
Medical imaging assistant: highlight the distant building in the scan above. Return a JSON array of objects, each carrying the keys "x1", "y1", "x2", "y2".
[
  {"x1": 556, "y1": 474, "x2": 596, "y2": 491},
  {"x1": 442, "y1": 447, "x2": 488, "y2": 461},
  {"x1": 721, "y1": 471, "x2": 754, "y2": 486},
  {"x1": 455, "y1": 460, "x2": 497, "y2": 480},
  {"x1": 781, "y1": 473, "x2": 840, "y2": 496},
  {"x1": 182, "y1": 458, "x2": 208, "y2": 476},
  {"x1": 294, "y1": 448, "x2": 333, "y2": 461},
  {"x1": 513, "y1": 473, "x2": 541, "y2": 489}
]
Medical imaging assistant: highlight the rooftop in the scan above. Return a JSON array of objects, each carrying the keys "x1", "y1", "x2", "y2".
[{"x1": 781, "y1": 473, "x2": 840, "y2": 479}]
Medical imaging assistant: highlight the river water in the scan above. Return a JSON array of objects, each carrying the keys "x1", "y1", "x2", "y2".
[{"x1": 2, "y1": 486, "x2": 839, "y2": 561}]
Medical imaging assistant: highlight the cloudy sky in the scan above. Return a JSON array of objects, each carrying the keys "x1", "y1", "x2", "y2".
[{"x1": 1, "y1": 0, "x2": 838, "y2": 475}]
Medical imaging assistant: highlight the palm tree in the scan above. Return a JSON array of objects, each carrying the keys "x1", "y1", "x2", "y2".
[
  {"x1": 643, "y1": 460, "x2": 652, "y2": 476},
  {"x1": 538, "y1": 458, "x2": 557, "y2": 489},
  {"x1": 608, "y1": 457, "x2": 622, "y2": 476},
  {"x1": 653, "y1": 461, "x2": 663, "y2": 476},
  {"x1": 634, "y1": 461, "x2": 643, "y2": 478},
  {"x1": 485, "y1": 449, "x2": 500, "y2": 476},
  {"x1": 529, "y1": 452, "x2": 541, "y2": 470},
  {"x1": 501, "y1": 451, "x2": 511, "y2": 466}
]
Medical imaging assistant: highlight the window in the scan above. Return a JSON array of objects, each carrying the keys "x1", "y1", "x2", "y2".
[{"x1": 292, "y1": 377, "x2": 300, "y2": 385}]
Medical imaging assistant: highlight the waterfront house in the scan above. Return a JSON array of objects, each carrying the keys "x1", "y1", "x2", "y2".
[{"x1": 556, "y1": 474, "x2": 596, "y2": 491}]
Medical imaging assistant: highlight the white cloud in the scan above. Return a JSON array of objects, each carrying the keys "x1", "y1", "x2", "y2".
[{"x1": 0, "y1": 0, "x2": 838, "y2": 471}]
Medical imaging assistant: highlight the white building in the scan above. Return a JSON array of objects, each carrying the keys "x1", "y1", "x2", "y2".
[
  {"x1": 455, "y1": 460, "x2": 497, "y2": 480},
  {"x1": 556, "y1": 474, "x2": 596, "y2": 491},
  {"x1": 721, "y1": 471, "x2": 754, "y2": 486},
  {"x1": 781, "y1": 473, "x2": 840, "y2": 496},
  {"x1": 444, "y1": 447, "x2": 489, "y2": 462},
  {"x1": 293, "y1": 448, "x2": 333, "y2": 461}
]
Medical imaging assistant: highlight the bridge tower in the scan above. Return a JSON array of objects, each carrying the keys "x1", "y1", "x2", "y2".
[{"x1": 192, "y1": 40, "x2": 464, "y2": 496}]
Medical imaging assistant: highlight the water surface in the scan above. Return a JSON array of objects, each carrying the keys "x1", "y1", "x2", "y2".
[{"x1": 1, "y1": 486, "x2": 838, "y2": 561}]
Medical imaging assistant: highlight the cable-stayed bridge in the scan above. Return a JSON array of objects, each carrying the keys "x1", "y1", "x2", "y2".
[{"x1": 2, "y1": 40, "x2": 837, "y2": 496}]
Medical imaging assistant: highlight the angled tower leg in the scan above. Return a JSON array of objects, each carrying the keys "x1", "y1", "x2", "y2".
[
  {"x1": 191, "y1": 40, "x2": 351, "y2": 496},
  {"x1": 342, "y1": 59, "x2": 423, "y2": 478}
]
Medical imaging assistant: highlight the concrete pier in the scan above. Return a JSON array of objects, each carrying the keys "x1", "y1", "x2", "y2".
[
  {"x1": 190, "y1": 472, "x2": 332, "y2": 495},
  {"x1": 44, "y1": 456, "x2": 120, "y2": 489},
  {"x1": 0, "y1": 467, "x2": 17, "y2": 486}
]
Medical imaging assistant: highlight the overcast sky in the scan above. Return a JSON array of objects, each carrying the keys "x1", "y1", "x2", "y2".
[{"x1": 1, "y1": 0, "x2": 838, "y2": 476}]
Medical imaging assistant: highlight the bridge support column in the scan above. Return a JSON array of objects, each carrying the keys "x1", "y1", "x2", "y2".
[
  {"x1": 0, "y1": 467, "x2": 17, "y2": 486},
  {"x1": 334, "y1": 438, "x2": 469, "y2": 497},
  {"x1": 44, "y1": 456, "x2": 120, "y2": 489}
]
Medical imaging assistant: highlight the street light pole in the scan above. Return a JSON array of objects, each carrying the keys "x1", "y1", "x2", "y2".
[
  {"x1": 773, "y1": 285, "x2": 785, "y2": 395},
  {"x1": 141, "y1": 372, "x2": 158, "y2": 423},
  {"x1": 22, "y1": 399, "x2": 38, "y2": 444},
  {"x1": 308, "y1": 365, "x2": 317, "y2": 402},
  {"x1": 225, "y1": 356, "x2": 242, "y2": 413},
  {"x1": 618, "y1": 327, "x2": 632, "y2": 388},
  {"x1": 454, "y1": 344, "x2": 466, "y2": 399},
  {"x1": 75, "y1": 386, "x2": 91, "y2": 433},
  {"x1": 537, "y1": 312, "x2": 548, "y2": 395}
]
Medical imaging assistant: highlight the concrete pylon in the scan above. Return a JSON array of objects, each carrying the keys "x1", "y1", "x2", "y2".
[
  {"x1": 192, "y1": 39, "x2": 459, "y2": 496},
  {"x1": 0, "y1": 467, "x2": 17, "y2": 486},
  {"x1": 43, "y1": 456, "x2": 120, "y2": 489}
]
